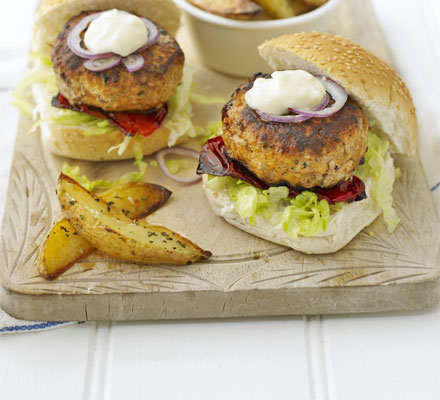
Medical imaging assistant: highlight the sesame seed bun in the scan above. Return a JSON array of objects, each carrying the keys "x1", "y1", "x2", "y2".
[
  {"x1": 31, "y1": 0, "x2": 182, "y2": 161},
  {"x1": 33, "y1": 0, "x2": 181, "y2": 58},
  {"x1": 202, "y1": 32, "x2": 406, "y2": 254},
  {"x1": 258, "y1": 32, "x2": 418, "y2": 155}
]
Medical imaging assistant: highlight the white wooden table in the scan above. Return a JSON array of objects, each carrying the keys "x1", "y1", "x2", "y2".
[{"x1": 1, "y1": 1, "x2": 439, "y2": 399}]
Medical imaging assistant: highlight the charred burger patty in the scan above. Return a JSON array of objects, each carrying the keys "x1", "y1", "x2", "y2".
[
  {"x1": 221, "y1": 74, "x2": 369, "y2": 189},
  {"x1": 51, "y1": 11, "x2": 184, "y2": 112}
]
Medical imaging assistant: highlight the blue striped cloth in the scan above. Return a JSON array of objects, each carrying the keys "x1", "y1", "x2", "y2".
[{"x1": 0, "y1": 309, "x2": 75, "y2": 335}]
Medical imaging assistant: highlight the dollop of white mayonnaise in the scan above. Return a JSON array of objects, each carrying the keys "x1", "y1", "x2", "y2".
[
  {"x1": 84, "y1": 9, "x2": 148, "y2": 57},
  {"x1": 244, "y1": 70, "x2": 326, "y2": 115}
]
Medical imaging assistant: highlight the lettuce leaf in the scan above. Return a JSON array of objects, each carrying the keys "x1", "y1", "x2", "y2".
[
  {"x1": 354, "y1": 132, "x2": 400, "y2": 232},
  {"x1": 62, "y1": 140, "x2": 147, "y2": 192}
]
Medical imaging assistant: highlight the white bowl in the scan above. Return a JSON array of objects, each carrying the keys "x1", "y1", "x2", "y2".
[{"x1": 174, "y1": 0, "x2": 342, "y2": 77}]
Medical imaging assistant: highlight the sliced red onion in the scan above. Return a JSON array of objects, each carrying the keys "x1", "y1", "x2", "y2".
[
  {"x1": 67, "y1": 11, "x2": 159, "y2": 72},
  {"x1": 313, "y1": 92, "x2": 330, "y2": 111},
  {"x1": 83, "y1": 55, "x2": 121, "y2": 71},
  {"x1": 286, "y1": 92, "x2": 329, "y2": 115},
  {"x1": 138, "y1": 18, "x2": 160, "y2": 50},
  {"x1": 122, "y1": 54, "x2": 144, "y2": 72},
  {"x1": 256, "y1": 110, "x2": 313, "y2": 123},
  {"x1": 156, "y1": 147, "x2": 201, "y2": 184},
  {"x1": 67, "y1": 12, "x2": 113, "y2": 60},
  {"x1": 289, "y1": 77, "x2": 348, "y2": 118},
  {"x1": 115, "y1": 12, "x2": 160, "y2": 52}
]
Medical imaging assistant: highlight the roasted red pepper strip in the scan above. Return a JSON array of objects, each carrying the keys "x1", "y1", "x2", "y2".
[
  {"x1": 197, "y1": 136, "x2": 366, "y2": 204},
  {"x1": 52, "y1": 93, "x2": 168, "y2": 137}
]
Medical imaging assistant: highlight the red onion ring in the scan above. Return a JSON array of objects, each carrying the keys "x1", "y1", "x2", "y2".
[
  {"x1": 256, "y1": 110, "x2": 313, "y2": 123},
  {"x1": 289, "y1": 77, "x2": 348, "y2": 118},
  {"x1": 156, "y1": 147, "x2": 202, "y2": 184},
  {"x1": 114, "y1": 12, "x2": 160, "y2": 52},
  {"x1": 67, "y1": 12, "x2": 113, "y2": 60},
  {"x1": 137, "y1": 18, "x2": 160, "y2": 50},
  {"x1": 294, "y1": 92, "x2": 330, "y2": 112},
  {"x1": 67, "y1": 11, "x2": 160, "y2": 71},
  {"x1": 258, "y1": 92, "x2": 331, "y2": 123},
  {"x1": 83, "y1": 55, "x2": 121, "y2": 71},
  {"x1": 122, "y1": 54, "x2": 144, "y2": 72}
]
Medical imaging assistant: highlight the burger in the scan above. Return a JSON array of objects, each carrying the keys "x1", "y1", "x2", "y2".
[
  {"x1": 197, "y1": 33, "x2": 417, "y2": 254},
  {"x1": 28, "y1": 0, "x2": 194, "y2": 161}
]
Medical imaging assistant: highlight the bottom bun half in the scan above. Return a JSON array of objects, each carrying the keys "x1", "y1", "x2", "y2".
[
  {"x1": 42, "y1": 121, "x2": 172, "y2": 161},
  {"x1": 202, "y1": 153, "x2": 395, "y2": 254}
]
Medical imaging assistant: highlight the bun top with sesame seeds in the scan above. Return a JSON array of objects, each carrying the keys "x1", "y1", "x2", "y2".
[{"x1": 258, "y1": 32, "x2": 417, "y2": 155}]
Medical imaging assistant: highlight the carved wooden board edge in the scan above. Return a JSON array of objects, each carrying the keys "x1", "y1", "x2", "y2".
[{"x1": 1, "y1": 278, "x2": 439, "y2": 321}]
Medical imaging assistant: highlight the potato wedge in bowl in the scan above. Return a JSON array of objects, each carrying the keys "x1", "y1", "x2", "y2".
[
  {"x1": 252, "y1": 0, "x2": 312, "y2": 19},
  {"x1": 187, "y1": 0, "x2": 262, "y2": 20},
  {"x1": 38, "y1": 182, "x2": 172, "y2": 280},
  {"x1": 57, "y1": 174, "x2": 211, "y2": 265}
]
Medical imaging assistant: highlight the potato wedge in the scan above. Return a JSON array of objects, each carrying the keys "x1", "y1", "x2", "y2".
[
  {"x1": 97, "y1": 182, "x2": 171, "y2": 220},
  {"x1": 188, "y1": 0, "x2": 262, "y2": 20},
  {"x1": 37, "y1": 219, "x2": 95, "y2": 280},
  {"x1": 58, "y1": 174, "x2": 211, "y2": 265},
  {"x1": 38, "y1": 182, "x2": 172, "y2": 280},
  {"x1": 253, "y1": 0, "x2": 311, "y2": 18},
  {"x1": 301, "y1": 0, "x2": 327, "y2": 7}
]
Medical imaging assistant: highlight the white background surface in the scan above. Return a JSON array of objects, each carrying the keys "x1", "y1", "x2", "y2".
[{"x1": 1, "y1": 0, "x2": 440, "y2": 399}]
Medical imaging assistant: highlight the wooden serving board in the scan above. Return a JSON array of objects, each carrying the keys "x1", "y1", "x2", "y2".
[{"x1": 1, "y1": 0, "x2": 439, "y2": 321}]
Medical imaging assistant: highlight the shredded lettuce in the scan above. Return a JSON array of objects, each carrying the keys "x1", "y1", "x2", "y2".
[
  {"x1": 196, "y1": 120, "x2": 223, "y2": 145},
  {"x1": 205, "y1": 176, "x2": 234, "y2": 192},
  {"x1": 11, "y1": 53, "x2": 114, "y2": 137},
  {"x1": 15, "y1": 61, "x2": 57, "y2": 93},
  {"x1": 108, "y1": 135, "x2": 132, "y2": 156},
  {"x1": 10, "y1": 91, "x2": 34, "y2": 117},
  {"x1": 281, "y1": 192, "x2": 330, "y2": 237},
  {"x1": 62, "y1": 140, "x2": 147, "y2": 192},
  {"x1": 210, "y1": 176, "x2": 333, "y2": 236},
  {"x1": 11, "y1": 54, "x2": 56, "y2": 116},
  {"x1": 354, "y1": 132, "x2": 400, "y2": 232},
  {"x1": 29, "y1": 51, "x2": 52, "y2": 67},
  {"x1": 206, "y1": 131, "x2": 400, "y2": 236},
  {"x1": 165, "y1": 65, "x2": 196, "y2": 146},
  {"x1": 165, "y1": 159, "x2": 190, "y2": 174},
  {"x1": 165, "y1": 66, "x2": 226, "y2": 146},
  {"x1": 189, "y1": 92, "x2": 226, "y2": 105},
  {"x1": 48, "y1": 107, "x2": 117, "y2": 136}
]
